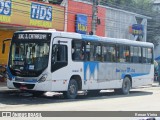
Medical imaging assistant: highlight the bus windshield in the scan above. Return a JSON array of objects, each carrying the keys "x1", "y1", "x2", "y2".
[{"x1": 9, "y1": 41, "x2": 50, "y2": 77}]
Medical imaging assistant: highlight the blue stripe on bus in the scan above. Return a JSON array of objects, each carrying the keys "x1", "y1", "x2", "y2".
[
  {"x1": 121, "y1": 73, "x2": 149, "y2": 79},
  {"x1": 81, "y1": 34, "x2": 99, "y2": 41},
  {"x1": 84, "y1": 62, "x2": 99, "y2": 81}
]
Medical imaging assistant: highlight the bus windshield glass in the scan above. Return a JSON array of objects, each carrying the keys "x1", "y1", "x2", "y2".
[{"x1": 8, "y1": 33, "x2": 51, "y2": 77}]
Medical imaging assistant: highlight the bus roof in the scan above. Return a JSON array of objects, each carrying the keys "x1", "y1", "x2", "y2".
[{"x1": 15, "y1": 29, "x2": 154, "y2": 48}]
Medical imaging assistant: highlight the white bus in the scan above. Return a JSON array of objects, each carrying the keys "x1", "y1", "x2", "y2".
[{"x1": 6, "y1": 29, "x2": 154, "y2": 99}]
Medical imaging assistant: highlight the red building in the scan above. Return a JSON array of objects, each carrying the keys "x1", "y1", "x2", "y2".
[{"x1": 67, "y1": 0, "x2": 106, "y2": 36}]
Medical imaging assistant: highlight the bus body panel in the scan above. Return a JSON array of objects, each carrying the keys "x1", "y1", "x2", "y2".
[{"x1": 6, "y1": 30, "x2": 154, "y2": 94}]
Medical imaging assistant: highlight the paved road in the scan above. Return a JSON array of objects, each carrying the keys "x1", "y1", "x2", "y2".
[{"x1": 0, "y1": 83, "x2": 160, "y2": 120}]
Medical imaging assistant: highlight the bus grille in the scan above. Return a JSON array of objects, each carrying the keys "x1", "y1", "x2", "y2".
[{"x1": 13, "y1": 82, "x2": 35, "y2": 89}]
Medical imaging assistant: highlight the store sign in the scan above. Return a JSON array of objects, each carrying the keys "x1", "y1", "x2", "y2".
[
  {"x1": 129, "y1": 24, "x2": 144, "y2": 36},
  {"x1": 0, "y1": 0, "x2": 11, "y2": 23},
  {"x1": 30, "y1": 3, "x2": 53, "y2": 28},
  {"x1": 0, "y1": 0, "x2": 11, "y2": 16},
  {"x1": 30, "y1": 3, "x2": 52, "y2": 21},
  {"x1": 76, "y1": 14, "x2": 87, "y2": 34},
  {"x1": 0, "y1": 0, "x2": 64, "y2": 30}
]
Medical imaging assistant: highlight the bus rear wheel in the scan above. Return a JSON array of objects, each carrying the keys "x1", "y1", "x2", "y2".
[
  {"x1": 63, "y1": 79, "x2": 78, "y2": 99},
  {"x1": 114, "y1": 77, "x2": 131, "y2": 95}
]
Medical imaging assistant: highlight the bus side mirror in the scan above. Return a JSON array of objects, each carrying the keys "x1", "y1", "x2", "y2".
[{"x1": 2, "y1": 43, "x2": 5, "y2": 54}]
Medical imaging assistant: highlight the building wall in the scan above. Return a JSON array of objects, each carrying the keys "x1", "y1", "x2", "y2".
[
  {"x1": 67, "y1": 0, "x2": 105, "y2": 36},
  {"x1": 105, "y1": 9, "x2": 135, "y2": 40},
  {"x1": 0, "y1": 0, "x2": 65, "y2": 65},
  {"x1": 105, "y1": 8, "x2": 148, "y2": 41},
  {"x1": 0, "y1": 30, "x2": 14, "y2": 65},
  {"x1": 68, "y1": 0, "x2": 147, "y2": 41}
]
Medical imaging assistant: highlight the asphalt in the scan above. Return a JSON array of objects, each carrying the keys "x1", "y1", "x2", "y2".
[{"x1": 0, "y1": 81, "x2": 159, "y2": 91}]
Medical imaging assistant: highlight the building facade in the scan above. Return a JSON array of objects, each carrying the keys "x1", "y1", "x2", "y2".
[
  {"x1": 0, "y1": 0, "x2": 65, "y2": 65},
  {"x1": 67, "y1": 0, "x2": 149, "y2": 42},
  {"x1": 0, "y1": 0, "x2": 150, "y2": 65},
  {"x1": 153, "y1": 0, "x2": 160, "y2": 60}
]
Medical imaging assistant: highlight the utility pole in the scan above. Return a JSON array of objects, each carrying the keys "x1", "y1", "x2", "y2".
[
  {"x1": 61, "y1": 0, "x2": 68, "y2": 32},
  {"x1": 91, "y1": 0, "x2": 98, "y2": 35}
]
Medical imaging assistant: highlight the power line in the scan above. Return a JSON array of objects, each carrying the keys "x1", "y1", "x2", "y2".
[{"x1": 1, "y1": 0, "x2": 160, "y2": 39}]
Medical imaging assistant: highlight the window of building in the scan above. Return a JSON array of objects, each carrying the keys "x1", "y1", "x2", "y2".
[
  {"x1": 36, "y1": 0, "x2": 63, "y2": 4},
  {"x1": 48, "y1": 0, "x2": 63, "y2": 4}
]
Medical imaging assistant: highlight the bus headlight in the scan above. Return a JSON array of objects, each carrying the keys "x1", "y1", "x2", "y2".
[{"x1": 38, "y1": 74, "x2": 47, "y2": 83}]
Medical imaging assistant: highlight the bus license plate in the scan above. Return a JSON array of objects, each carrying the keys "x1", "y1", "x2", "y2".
[{"x1": 20, "y1": 86, "x2": 27, "y2": 90}]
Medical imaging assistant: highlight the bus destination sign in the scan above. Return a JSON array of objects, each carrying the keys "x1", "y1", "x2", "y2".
[{"x1": 18, "y1": 34, "x2": 47, "y2": 40}]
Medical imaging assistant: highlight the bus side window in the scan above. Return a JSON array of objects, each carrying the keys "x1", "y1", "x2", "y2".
[
  {"x1": 102, "y1": 44, "x2": 116, "y2": 62},
  {"x1": 130, "y1": 46, "x2": 141, "y2": 63},
  {"x1": 72, "y1": 40, "x2": 84, "y2": 61},
  {"x1": 86, "y1": 41, "x2": 94, "y2": 61},
  {"x1": 142, "y1": 47, "x2": 153, "y2": 64},
  {"x1": 117, "y1": 45, "x2": 126, "y2": 62},
  {"x1": 142, "y1": 48, "x2": 148, "y2": 64},
  {"x1": 94, "y1": 43, "x2": 101, "y2": 61}
]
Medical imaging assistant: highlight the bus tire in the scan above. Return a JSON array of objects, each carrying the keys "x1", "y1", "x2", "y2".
[
  {"x1": 63, "y1": 79, "x2": 78, "y2": 99},
  {"x1": 114, "y1": 77, "x2": 131, "y2": 95}
]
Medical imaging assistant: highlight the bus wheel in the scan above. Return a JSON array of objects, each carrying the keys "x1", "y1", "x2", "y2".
[
  {"x1": 114, "y1": 77, "x2": 131, "y2": 95},
  {"x1": 87, "y1": 90, "x2": 100, "y2": 96},
  {"x1": 63, "y1": 79, "x2": 78, "y2": 99}
]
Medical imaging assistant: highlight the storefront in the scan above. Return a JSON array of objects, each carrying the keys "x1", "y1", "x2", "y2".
[{"x1": 0, "y1": 0, "x2": 65, "y2": 65}]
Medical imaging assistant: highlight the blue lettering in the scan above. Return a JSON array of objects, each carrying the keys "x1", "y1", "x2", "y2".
[
  {"x1": 46, "y1": 7, "x2": 52, "y2": 21},
  {"x1": 39, "y1": 6, "x2": 46, "y2": 20},
  {"x1": 31, "y1": 4, "x2": 37, "y2": 18},
  {"x1": 31, "y1": 3, "x2": 52, "y2": 21},
  {"x1": 0, "y1": 0, "x2": 11, "y2": 16}
]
